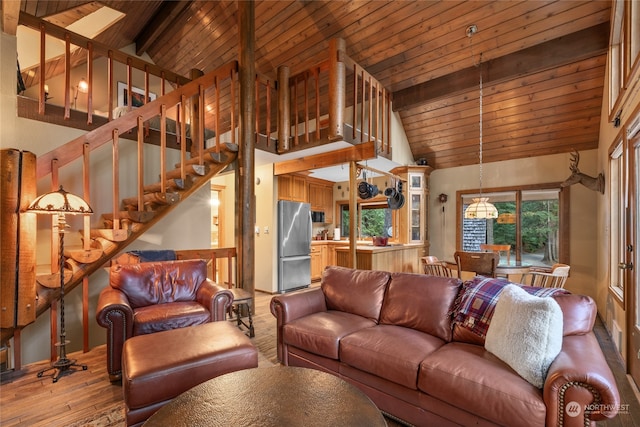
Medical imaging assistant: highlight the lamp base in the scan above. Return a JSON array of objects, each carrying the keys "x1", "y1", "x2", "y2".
[{"x1": 37, "y1": 357, "x2": 87, "y2": 383}]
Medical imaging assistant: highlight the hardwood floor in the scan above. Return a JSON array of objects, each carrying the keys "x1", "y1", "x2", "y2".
[{"x1": 1, "y1": 289, "x2": 639, "y2": 426}]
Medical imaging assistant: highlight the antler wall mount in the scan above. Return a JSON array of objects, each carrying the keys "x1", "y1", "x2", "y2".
[{"x1": 560, "y1": 150, "x2": 604, "y2": 194}]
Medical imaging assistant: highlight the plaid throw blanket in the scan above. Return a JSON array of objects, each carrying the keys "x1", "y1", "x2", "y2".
[{"x1": 452, "y1": 276, "x2": 569, "y2": 338}]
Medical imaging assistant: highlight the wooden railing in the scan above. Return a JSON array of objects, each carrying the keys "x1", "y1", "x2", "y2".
[
  {"x1": 275, "y1": 38, "x2": 393, "y2": 157},
  {"x1": 18, "y1": 12, "x2": 190, "y2": 124}
]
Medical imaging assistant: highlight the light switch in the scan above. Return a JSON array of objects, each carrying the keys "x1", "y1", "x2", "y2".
[
  {"x1": 264, "y1": 226, "x2": 269, "y2": 234},
  {"x1": 255, "y1": 226, "x2": 260, "y2": 235}
]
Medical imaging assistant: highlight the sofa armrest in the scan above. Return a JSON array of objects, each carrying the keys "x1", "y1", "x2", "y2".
[
  {"x1": 544, "y1": 333, "x2": 620, "y2": 426},
  {"x1": 95, "y1": 287, "x2": 134, "y2": 381},
  {"x1": 270, "y1": 287, "x2": 327, "y2": 364},
  {"x1": 270, "y1": 287, "x2": 327, "y2": 324},
  {"x1": 196, "y1": 279, "x2": 234, "y2": 321}
]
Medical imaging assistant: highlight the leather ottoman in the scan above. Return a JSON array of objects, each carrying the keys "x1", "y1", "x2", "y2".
[{"x1": 122, "y1": 321, "x2": 258, "y2": 427}]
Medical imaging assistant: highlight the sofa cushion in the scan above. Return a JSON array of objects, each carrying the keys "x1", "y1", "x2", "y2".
[
  {"x1": 380, "y1": 273, "x2": 461, "y2": 341},
  {"x1": 283, "y1": 311, "x2": 377, "y2": 359},
  {"x1": 485, "y1": 285, "x2": 563, "y2": 388},
  {"x1": 133, "y1": 302, "x2": 211, "y2": 335},
  {"x1": 321, "y1": 266, "x2": 390, "y2": 322},
  {"x1": 451, "y1": 276, "x2": 568, "y2": 344},
  {"x1": 110, "y1": 259, "x2": 208, "y2": 308},
  {"x1": 418, "y1": 342, "x2": 546, "y2": 426},
  {"x1": 340, "y1": 325, "x2": 446, "y2": 389}
]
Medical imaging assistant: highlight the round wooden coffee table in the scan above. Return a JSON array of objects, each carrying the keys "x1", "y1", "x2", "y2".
[{"x1": 143, "y1": 366, "x2": 387, "y2": 426}]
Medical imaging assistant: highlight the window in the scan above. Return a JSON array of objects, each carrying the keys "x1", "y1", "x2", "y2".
[
  {"x1": 458, "y1": 185, "x2": 567, "y2": 268},
  {"x1": 339, "y1": 200, "x2": 393, "y2": 240},
  {"x1": 610, "y1": 141, "x2": 625, "y2": 300}
]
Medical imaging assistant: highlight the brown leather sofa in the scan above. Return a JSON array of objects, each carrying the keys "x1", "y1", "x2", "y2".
[
  {"x1": 270, "y1": 266, "x2": 620, "y2": 427},
  {"x1": 96, "y1": 259, "x2": 234, "y2": 381}
]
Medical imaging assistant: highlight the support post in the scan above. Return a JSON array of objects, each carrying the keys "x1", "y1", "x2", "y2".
[
  {"x1": 277, "y1": 65, "x2": 290, "y2": 153},
  {"x1": 329, "y1": 38, "x2": 346, "y2": 141},
  {"x1": 237, "y1": 1, "x2": 255, "y2": 300}
]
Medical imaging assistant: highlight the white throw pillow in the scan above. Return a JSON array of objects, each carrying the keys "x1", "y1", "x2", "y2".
[{"x1": 485, "y1": 284, "x2": 563, "y2": 388}]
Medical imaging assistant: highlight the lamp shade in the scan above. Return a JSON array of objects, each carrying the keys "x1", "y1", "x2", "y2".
[
  {"x1": 27, "y1": 186, "x2": 93, "y2": 215},
  {"x1": 464, "y1": 197, "x2": 498, "y2": 219}
]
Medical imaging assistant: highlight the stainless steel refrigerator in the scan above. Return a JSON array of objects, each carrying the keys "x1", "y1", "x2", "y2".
[{"x1": 278, "y1": 200, "x2": 312, "y2": 293}]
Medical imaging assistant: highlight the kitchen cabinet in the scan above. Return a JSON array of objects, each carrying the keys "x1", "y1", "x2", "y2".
[
  {"x1": 278, "y1": 175, "x2": 307, "y2": 202},
  {"x1": 308, "y1": 182, "x2": 334, "y2": 223},
  {"x1": 390, "y1": 165, "x2": 433, "y2": 246},
  {"x1": 311, "y1": 245, "x2": 323, "y2": 281}
]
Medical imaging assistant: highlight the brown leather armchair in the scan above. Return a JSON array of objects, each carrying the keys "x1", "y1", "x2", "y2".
[{"x1": 96, "y1": 259, "x2": 234, "y2": 381}]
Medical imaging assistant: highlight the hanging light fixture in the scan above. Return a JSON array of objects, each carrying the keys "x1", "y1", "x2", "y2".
[{"x1": 464, "y1": 24, "x2": 498, "y2": 220}]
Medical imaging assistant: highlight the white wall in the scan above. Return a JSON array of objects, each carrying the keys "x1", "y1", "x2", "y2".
[{"x1": 428, "y1": 150, "x2": 600, "y2": 298}]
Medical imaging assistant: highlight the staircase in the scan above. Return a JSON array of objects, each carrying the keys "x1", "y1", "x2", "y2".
[{"x1": 1, "y1": 62, "x2": 241, "y2": 347}]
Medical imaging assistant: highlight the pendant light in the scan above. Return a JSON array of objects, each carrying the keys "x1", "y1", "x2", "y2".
[{"x1": 464, "y1": 25, "x2": 498, "y2": 220}]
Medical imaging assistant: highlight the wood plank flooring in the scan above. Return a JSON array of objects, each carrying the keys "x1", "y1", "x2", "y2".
[{"x1": 1, "y1": 289, "x2": 639, "y2": 426}]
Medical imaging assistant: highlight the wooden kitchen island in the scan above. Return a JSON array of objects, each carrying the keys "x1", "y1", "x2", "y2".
[{"x1": 334, "y1": 243, "x2": 424, "y2": 273}]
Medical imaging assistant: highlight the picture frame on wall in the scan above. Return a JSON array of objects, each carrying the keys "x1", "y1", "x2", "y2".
[{"x1": 117, "y1": 81, "x2": 156, "y2": 108}]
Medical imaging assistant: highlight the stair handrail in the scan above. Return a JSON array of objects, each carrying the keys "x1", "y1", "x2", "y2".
[{"x1": 36, "y1": 61, "x2": 238, "y2": 180}]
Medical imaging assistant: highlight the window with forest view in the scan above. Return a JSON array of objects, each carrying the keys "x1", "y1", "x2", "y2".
[
  {"x1": 339, "y1": 201, "x2": 393, "y2": 240},
  {"x1": 460, "y1": 187, "x2": 565, "y2": 267}
]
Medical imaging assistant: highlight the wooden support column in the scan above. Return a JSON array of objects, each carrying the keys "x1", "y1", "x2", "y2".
[
  {"x1": 349, "y1": 161, "x2": 358, "y2": 268},
  {"x1": 236, "y1": 0, "x2": 255, "y2": 299},
  {"x1": 329, "y1": 38, "x2": 346, "y2": 141}
]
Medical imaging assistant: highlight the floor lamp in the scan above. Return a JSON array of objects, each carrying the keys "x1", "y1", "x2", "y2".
[{"x1": 27, "y1": 185, "x2": 93, "y2": 383}]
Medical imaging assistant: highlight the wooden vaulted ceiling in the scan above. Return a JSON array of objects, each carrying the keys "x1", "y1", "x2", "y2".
[{"x1": 13, "y1": 0, "x2": 611, "y2": 170}]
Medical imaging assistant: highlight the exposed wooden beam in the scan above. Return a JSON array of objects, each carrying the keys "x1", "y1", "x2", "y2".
[
  {"x1": 393, "y1": 23, "x2": 609, "y2": 111},
  {"x1": 2, "y1": 0, "x2": 20, "y2": 35},
  {"x1": 135, "y1": 1, "x2": 192, "y2": 56},
  {"x1": 273, "y1": 141, "x2": 376, "y2": 175}
]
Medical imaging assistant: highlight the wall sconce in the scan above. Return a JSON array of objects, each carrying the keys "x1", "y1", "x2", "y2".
[
  {"x1": 438, "y1": 193, "x2": 448, "y2": 203},
  {"x1": 73, "y1": 78, "x2": 88, "y2": 109},
  {"x1": 44, "y1": 84, "x2": 51, "y2": 102}
]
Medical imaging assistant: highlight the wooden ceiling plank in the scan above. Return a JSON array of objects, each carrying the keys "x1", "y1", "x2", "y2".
[
  {"x1": 393, "y1": 22, "x2": 608, "y2": 111},
  {"x1": 135, "y1": 0, "x2": 192, "y2": 56}
]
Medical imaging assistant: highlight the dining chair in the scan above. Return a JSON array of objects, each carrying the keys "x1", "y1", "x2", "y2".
[
  {"x1": 421, "y1": 256, "x2": 452, "y2": 277},
  {"x1": 522, "y1": 263, "x2": 570, "y2": 288},
  {"x1": 453, "y1": 251, "x2": 499, "y2": 279},
  {"x1": 480, "y1": 244, "x2": 511, "y2": 264}
]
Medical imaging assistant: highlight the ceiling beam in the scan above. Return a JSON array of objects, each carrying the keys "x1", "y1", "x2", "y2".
[
  {"x1": 2, "y1": 0, "x2": 21, "y2": 35},
  {"x1": 392, "y1": 22, "x2": 609, "y2": 111},
  {"x1": 135, "y1": 0, "x2": 192, "y2": 56},
  {"x1": 273, "y1": 141, "x2": 376, "y2": 175}
]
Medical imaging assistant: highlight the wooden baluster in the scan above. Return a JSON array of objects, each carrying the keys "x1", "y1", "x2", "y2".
[
  {"x1": 381, "y1": 88, "x2": 386, "y2": 153},
  {"x1": 144, "y1": 65, "x2": 150, "y2": 105},
  {"x1": 160, "y1": 105, "x2": 167, "y2": 194},
  {"x1": 39, "y1": 23, "x2": 46, "y2": 115},
  {"x1": 368, "y1": 76, "x2": 372, "y2": 142},
  {"x1": 137, "y1": 116, "x2": 144, "y2": 211},
  {"x1": 230, "y1": 69, "x2": 236, "y2": 145},
  {"x1": 64, "y1": 34, "x2": 71, "y2": 120},
  {"x1": 255, "y1": 77, "x2": 260, "y2": 144},
  {"x1": 107, "y1": 51, "x2": 114, "y2": 121},
  {"x1": 214, "y1": 77, "x2": 220, "y2": 152},
  {"x1": 386, "y1": 91, "x2": 391, "y2": 154},
  {"x1": 360, "y1": 69, "x2": 365, "y2": 143},
  {"x1": 82, "y1": 143, "x2": 91, "y2": 353},
  {"x1": 161, "y1": 71, "x2": 166, "y2": 96},
  {"x1": 352, "y1": 64, "x2": 357, "y2": 139},
  {"x1": 304, "y1": 73, "x2": 309, "y2": 144},
  {"x1": 266, "y1": 78, "x2": 271, "y2": 146},
  {"x1": 315, "y1": 69, "x2": 320, "y2": 140},
  {"x1": 126, "y1": 58, "x2": 132, "y2": 113},
  {"x1": 375, "y1": 82, "x2": 379, "y2": 144},
  {"x1": 293, "y1": 77, "x2": 298, "y2": 146},
  {"x1": 112, "y1": 130, "x2": 120, "y2": 232},
  {"x1": 180, "y1": 95, "x2": 187, "y2": 182},
  {"x1": 86, "y1": 42, "x2": 93, "y2": 125},
  {"x1": 198, "y1": 84, "x2": 205, "y2": 163}
]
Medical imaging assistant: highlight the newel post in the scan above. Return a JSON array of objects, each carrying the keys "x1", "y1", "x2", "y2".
[{"x1": 277, "y1": 65, "x2": 290, "y2": 153}]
